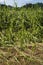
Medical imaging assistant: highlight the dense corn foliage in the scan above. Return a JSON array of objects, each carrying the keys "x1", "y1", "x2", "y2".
[{"x1": 0, "y1": 4, "x2": 43, "y2": 46}]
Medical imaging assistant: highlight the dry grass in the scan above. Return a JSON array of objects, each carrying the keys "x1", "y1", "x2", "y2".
[{"x1": 0, "y1": 43, "x2": 43, "y2": 65}]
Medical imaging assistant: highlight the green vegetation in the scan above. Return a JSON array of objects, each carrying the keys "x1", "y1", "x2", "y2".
[
  {"x1": 0, "y1": 3, "x2": 43, "y2": 65},
  {"x1": 0, "y1": 3, "x2": 43, "y2": 47}
]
